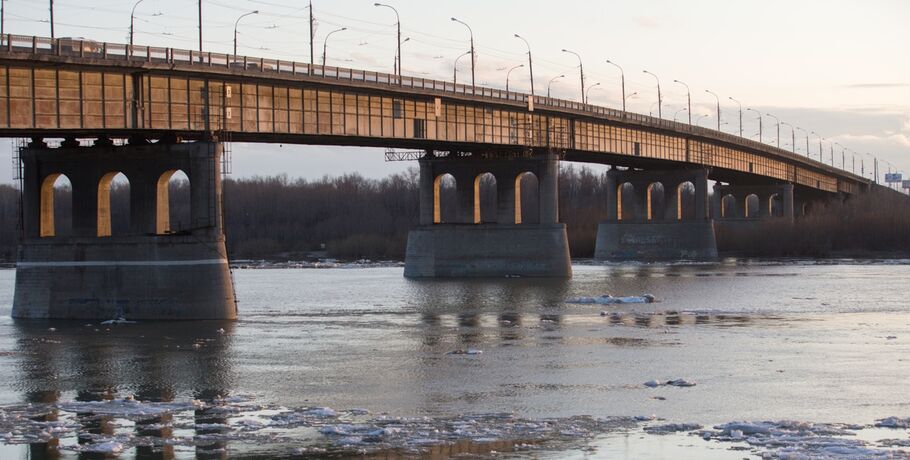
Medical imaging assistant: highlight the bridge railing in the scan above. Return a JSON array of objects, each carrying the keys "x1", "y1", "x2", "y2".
[{"x1": 1, "y1": 34, "x2": 861, "y2": 180}]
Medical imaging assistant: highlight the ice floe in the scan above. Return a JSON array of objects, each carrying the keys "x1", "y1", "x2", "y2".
[{"x1": 567, "y1": 294, "x2": 656, "y2": 305}]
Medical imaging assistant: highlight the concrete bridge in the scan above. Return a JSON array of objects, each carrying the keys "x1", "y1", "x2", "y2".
[{"x1": 0, "y1": 35, "x2": 871, "y2": 319}]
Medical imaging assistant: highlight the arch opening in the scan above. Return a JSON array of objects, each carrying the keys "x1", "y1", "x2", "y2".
[
  {"x1": 97, "y1": 172, "x2": 130, "y2": 237},
  {"x1": 39, "y1": 173, "x2": 72, "y2": 238},
  {"x1": 721, "y1": 194, "x2": 737, "y2": 218},
  {"x1": 515, "y1": 172, "x2": 539, "y2": 224},
  {"x1": 433, "y1": 174, "x2": 456, "y2": 224},
  {"x1": 676, "y1": 181, "x2": 696, "y2": 220},
  {"x1": 768, "y1": 193, "x2": 783, "y2": 218},
  {"x1": 617, "y1": 182, "x2": 636, "y2": 221},
  {"x1": 157, "y1": 169, "x2": 191, "y2": 234},
  {"x1": 646, "y1": 182, "x2": 665, "y2": 221},
  {"x1": 473, "y1": 172, "x2": 497, "y2": 224},
  {"x1": 744, "y1": 194, "x2": 760, "y2": 219}
]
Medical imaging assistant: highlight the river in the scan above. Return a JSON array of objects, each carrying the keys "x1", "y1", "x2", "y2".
[{"x1": 0, "y1": 260, "x2": 909, "y2": 458}]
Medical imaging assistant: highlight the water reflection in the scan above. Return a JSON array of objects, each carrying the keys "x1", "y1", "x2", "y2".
[{"x1": 10, "y1": 320, "x2": 235, "y2": 459}]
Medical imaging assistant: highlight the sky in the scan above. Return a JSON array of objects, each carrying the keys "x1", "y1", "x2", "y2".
[{"x1": 1, "y1": 0, "x2": 908, "y2": 184}]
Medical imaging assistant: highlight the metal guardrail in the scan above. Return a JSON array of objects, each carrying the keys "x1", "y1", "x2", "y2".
[{"x1": 0, "y1": 34, "x2": 866, "y2": 181}]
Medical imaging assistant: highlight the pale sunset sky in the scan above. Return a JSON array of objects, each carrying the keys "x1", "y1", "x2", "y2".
[{"x1": 1, "y1": 0, "x2": 907, "y2": 183}]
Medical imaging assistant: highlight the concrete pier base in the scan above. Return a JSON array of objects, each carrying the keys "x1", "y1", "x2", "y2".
[
  {"x1": 404, "y1": 224, "x2": 572, "y2": 278},
  {"x1": 13, "y1": 140, "x2": 236, "y2": 320},
  {"x1": 13, "y1": 235, "x2": 236, "y2": 319},
  {"x1": 594, "y1": 221, "x2": 718, "y2": 261}
]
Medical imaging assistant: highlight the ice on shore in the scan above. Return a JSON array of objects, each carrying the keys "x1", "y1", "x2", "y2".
[
  {"x1": 100, "y1": 317, "x2": 136, "y2": 325},
  {"x1": 567, "y1": 294, "x2": 655, "y2": 305}
]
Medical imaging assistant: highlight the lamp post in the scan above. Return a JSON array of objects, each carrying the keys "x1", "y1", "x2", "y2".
[
  {"x1": 728, "y1": 96, "x2": 743, "y2": 137},
  {"x1": 233, "y1": 10, "x2": 259, "y2": 57},
  {"x1": 547, "y1": 74, "x2": 564, "y2": 98},
  {"x1": 796, "y1": 126, "x2": 809, "y2": 158},
  {"x1": 624, "y1": 91, "x2": 638, "y2": 106},
  {"x1": 585, "y1": 82, "x2": 601, "y2": 103},
  {"x1": 643, "y1": 70, "x2": 661, "y2": 118},
  {"x1": 453, "y1": 50, "x2": 471, "y2": 86},
  {"x1": 695, "y1": 114, "x2": 709, "y2": 127},
  {"x1": 130, "y1": 0, "x2": 146, "y2": 48},
  {"x1": 308, "y1": 0, "x2": 314, "y2": 65},
  {"x1": 834, "y1": 142, "x2": 845, "y2": 170},
  {"x1": 674, "y1": 107, "x2": 688, "y2": 122},
  {"x1": 50, "y1": 0, "x2": 55, "y2": 39},
  {"x1": 747, "y1": 108, "x2": 763, "y2": 143},
  {"x1": 606, "y1": 60, "x2": 626, "y2": 111},
  {"x1": 450, "y1": 18, "x2": 475, "y2": 91},
  {"x1": 781, "y1": 121, "x2": 795, "y2": 154},
  {"x1": 505, "y1": 64, "x2": 524, "y2": 92},
  {"x1": 374, "y1": 3, "x2": 401, "y2": 77},
  {"x1": 322, "y1": 27, "x2": 347, "y2": 66},
  {"x1": 562, "y1": 49, "x2": 585, "y2": 103},
  {"x1": 514, "y1": 34, "x2": 534, "y2": 97},
  {"x1": 673, "y1": 79, "x2": 691, "y2": 124},
  {"x1": 197, "y1": 0, "x2": 202, "y2": 58},
  {"x1": 765, "y1": 113, "x2": 780, "y2": 148},
  {"x1": 811, "y1": 131, "x2": 823, "y2": 162},
  {"x1": 705, "y1": 89, "x2": 721, "y2": 130}
]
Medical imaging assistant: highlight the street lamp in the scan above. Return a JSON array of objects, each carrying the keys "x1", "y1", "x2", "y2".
[
  {"x1": 835, "y1": 142, "x2": 845, "y2": 170},
  {"x1": 547, "y1": 74, "x2": 564, "y2": 98},
  {"x1": 585, "y1": 82, "x2": 601, "y2": 103},
  {"x1": 606, "y1": 60, "x2": 626, "y2": 111},
  {"x1": 50, "y1": 0, "x2": 55, "y2": 39},
  {"x1": 765, "y1": 112, "x2": 780, "y2": 148},
  {"x1": 233, "y1": 10, "x2": 259, "y2": 57},
  {"x1": 705, "y1": 89, "x2": 721, "y2": 130},
  {"x1": 451, "y1": 18, "x2": 475, "y2": 91},
  {"x1": 505, "y1": 64, "x2": 524, "y2": 93},
  {"x1": 781, "y1": 121, "x2": 796, "y2": 154},
  {"x1": 453, "y1": 50, "x2": 471, "y2": 86},
  {"x1": 728, "y1": 96, "x2": 743, "y2": 137},
  {"x1": 695, "y1": 114, "x2": 709, "y2": 127},
  {"x1": 322, "y1": 27, "x2": 346, "y2": 67},
  {"x1": 674, "y1": 107, "x2": 688, "y2": 122},
  {"x1": 643, "y1": 70, "x2": 662, "y2": 118},
  {"x1": 374, "y1": 3, "x2": 401, "y2": 77},
  {"x1": 796, "y1": 126, "x2": 809, "y2": 158},
  {"x1": 811, "y1": 131, "x2": 824, "y2": 163},
  {"x1": 746, "y1": 108, "x2": 763, "y2": 143},
  {"x1": 673, "y1": 79, "x2": 691, "y2": 124},
  {"x1": 624, "y1": 91, "x2": 638, "y2": 105},
  {"x1": 130, "y1": 0, "x2": 146, "y2": 48},
  {"x1": 514, "y1": 34, "x2": 534, "y2": 97},
  {"x1": 562, "y1": 49, "x2": 585, "y2": 103}
]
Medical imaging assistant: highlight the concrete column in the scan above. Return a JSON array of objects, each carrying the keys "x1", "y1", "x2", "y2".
[
  {"x1": 188, "y1": 143, "x2": 222, "y2": 232},
  {"x1": 538, "y1": 154, "x2": 559, "y2": 224},
  {"x1": 782, "y1": 184, "x2": 795, "y2": 220},
  {"x1": 418, "y1": 160, "x2": 434, "y2": 225},
  {"x1": 497, "y1": 172, "x2": 516, "y2": 224},
  {"x1": 605, "y1": 169, "x2": 618, "y2": 221},
  {"x1": 694, "y1": 169, "x2": 708, "y2": 220},
  {"x1": 711, "y1": 184, "x2": 723, "y2": 220},
  {"x1": 21, "y1": 154, "x2": 40, "y2": 238},
  {"x1": 71, "y1": 174, "x2": 99, "y2": 237},
  {"x1": 130, "y1": 174, "x2": 157, "y2": 235},
  {"x1": 455, "y1": 172, "x2": 475, "y2": 224},
  {"x1": 664, "y1": 182, "x2": 679, "y2": 221}
]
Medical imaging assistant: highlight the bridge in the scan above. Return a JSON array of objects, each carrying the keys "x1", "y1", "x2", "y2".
[{"x1": 1, "y1": 35, "x2": 873, "y2": 320}]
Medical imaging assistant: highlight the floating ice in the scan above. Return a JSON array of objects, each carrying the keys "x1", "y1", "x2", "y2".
[
  {"x1": 643, "y1": 379, "x2": 696, "y2": 388},
  {"x1": 100, "y1": 317, "x2": 136, "y2": 325},
  {"x1": 875, "y1": 416, "x2": 910, "y2": 428},
  {"x1": 643, "y1": 423, "x2": 702, "y2": 434},
  {"x1": 643, "y1": 380, "x2": 661, "y2": 388},
  {"x1": 567, "y1": 294, "x2": 655, "y2": 305},
  {"x1": 448, "y1": 349, "x2": 483, "y2": 355}
]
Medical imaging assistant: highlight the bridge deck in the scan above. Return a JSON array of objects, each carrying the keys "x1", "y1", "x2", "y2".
[{"x1": 0, "y1": 35, "x2": 867, "y2": 194}]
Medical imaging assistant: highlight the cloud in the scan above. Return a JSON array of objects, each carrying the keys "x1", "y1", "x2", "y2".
[
  {"x1": 842, "y1": 83, "x2": 910, "y2": 89},
  {"x1": 634, "y1": 17, "x2": 661, "y2": 29}
]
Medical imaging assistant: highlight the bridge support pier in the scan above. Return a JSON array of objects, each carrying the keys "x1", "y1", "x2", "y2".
[
  {"x1": 594, "y1": 168, "x2": 718, "y2": 260},
  {"x1": 404, "y1": 152, "x2": 571, "y2": 278},
  {"x1": 13, "y1": 140, "x2": 237, "y2": 320},
  {"x1": 712, "y1": 183, "x2": 795, "y2": 221}
]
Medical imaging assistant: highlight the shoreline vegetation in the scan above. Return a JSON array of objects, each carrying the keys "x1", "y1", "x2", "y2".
[{"x1": 0, "y1": 166, "x2": 907, "y2": 263}]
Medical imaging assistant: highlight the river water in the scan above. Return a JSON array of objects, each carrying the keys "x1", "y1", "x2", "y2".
[{"x1": 0, "y1": 261, "x2": 909, "y2": 458}]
